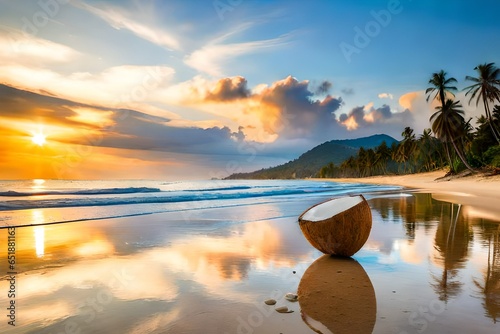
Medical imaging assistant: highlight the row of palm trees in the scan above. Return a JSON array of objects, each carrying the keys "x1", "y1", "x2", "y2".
[
  {"x1": 318, "y1": 127, "x2": 446, "y2": 178},
  {"x1": 427, "y1": 63, "x2": 500, "y2": 173},
  {"x1": 319, "y1": 62, "x2": 500, "y2": 178}
]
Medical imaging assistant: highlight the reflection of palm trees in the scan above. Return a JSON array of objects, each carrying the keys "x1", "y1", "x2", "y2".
[
  {"x1": 399, "y1": 196, "x2": 416, "y2": 240},
  {"x1": 473, "y1": 225, "x2": 500, "y2": 323},
  {"x1": 369, "y1": 194, "x2": 438, "y2": 238},
  {"x1": 432, "y1": 203, "x2": 471, "y2": 302}
]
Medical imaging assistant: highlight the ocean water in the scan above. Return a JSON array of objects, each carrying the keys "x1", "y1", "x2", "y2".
[{"x1": 0, "y1": 179, "x2": 402, "y2": 227}]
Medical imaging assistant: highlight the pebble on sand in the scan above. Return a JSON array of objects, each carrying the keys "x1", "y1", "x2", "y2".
[
  {"x1": 285, "y1": 293, "x2": 298, "y2": 302},
  {"x1": 275, "y1": 306, "x2": 294, "y2": 313},
  {"x1": 264, "y1": 299, "x2": 277, "y2": 305}
]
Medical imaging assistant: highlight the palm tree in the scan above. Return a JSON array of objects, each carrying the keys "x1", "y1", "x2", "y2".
[
  {"x1": 357, "y1": 147, "x2": 368, "y2": 177},
  {"x1": 418, "y1": 129, "x2": 437, "y2": 171},
  {"x1": 426, "y1": 70, "x2": 458, "y2": 172},
  {"x1": 399, "y1": 127, "x2": 417, "y2": 173},
  {"x1": 471, "y1": 115, "x2": 498, "y2": 164},
  {"x1": 340, "y1": 156, "x2": 356, "y2": 177},
  {"x1": 426, "y1": 70, "x2": 458, "y2": 106},
  {"x1": 430, "y1": 99, "x2": 474, "y2": 171},
  {"x1": 464, "y1": 63, "x2": 500, "y2": 143},
  {"x1": 375, "y1": 141, "x2": 391, "y2": 174},
  {"x1": 493, "y1": 105, "x2": 500, "y2": 123}
]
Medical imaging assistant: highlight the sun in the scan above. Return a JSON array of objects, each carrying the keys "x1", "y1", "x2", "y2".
[{"x1": 32, "y1": 132, "x2": 46, "y2": 146}]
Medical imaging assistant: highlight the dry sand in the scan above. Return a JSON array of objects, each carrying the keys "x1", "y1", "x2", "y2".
[{"x1": 316, "y1": 170, "x2": 500, "y2": 221}]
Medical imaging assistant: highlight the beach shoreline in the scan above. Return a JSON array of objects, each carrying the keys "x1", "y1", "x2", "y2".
[{"x1": 313, "y1": 170, "x2": 500, "y2": 222}]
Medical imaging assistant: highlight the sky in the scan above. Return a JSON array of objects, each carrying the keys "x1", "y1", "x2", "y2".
[{"x1": 0, "y1": 0, "x2": 499, "y2": 179}]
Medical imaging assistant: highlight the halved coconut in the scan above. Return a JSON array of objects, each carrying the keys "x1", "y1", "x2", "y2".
[
  {"x1": 298, "y1": 255, "x2": 376, "y2": 334},
  {"x1": 298, "y1": 195, "x2": 372, "y2": 256}
]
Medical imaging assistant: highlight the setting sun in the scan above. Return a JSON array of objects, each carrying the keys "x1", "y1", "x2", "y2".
[{"x1": 32, "y1": 132, "x2": 46, "y2": 146}]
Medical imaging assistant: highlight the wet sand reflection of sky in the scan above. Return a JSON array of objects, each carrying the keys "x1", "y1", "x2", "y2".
[{"x1": 0, "y1": 193, "x2": 499, "y2": 333}]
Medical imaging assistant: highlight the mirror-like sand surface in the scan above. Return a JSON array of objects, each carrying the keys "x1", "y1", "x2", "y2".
[{"x1": 0, "y1": 192, "x2": 499, "y2": 333}]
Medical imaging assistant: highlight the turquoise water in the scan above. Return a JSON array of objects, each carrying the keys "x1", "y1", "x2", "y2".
[{"x1": 0, "y1": 179, "x2": 401, "y2": 227}]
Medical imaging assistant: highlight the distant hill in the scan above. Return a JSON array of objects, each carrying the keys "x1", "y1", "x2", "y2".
[{"x1": 225, "y1": 134, "x2": 398, "y2": 179}]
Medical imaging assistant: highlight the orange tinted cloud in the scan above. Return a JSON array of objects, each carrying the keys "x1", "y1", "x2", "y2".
[
  {"x1": 399, "y1": 91, "x2": 421, "y2": 110},
  {"x1": 164, "y1": 75, "x2": 344, "y2": 142}
]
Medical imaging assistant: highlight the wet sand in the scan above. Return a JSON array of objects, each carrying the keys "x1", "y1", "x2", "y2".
[
  {"x1": 1, "y1": 186, "x2": 499, "y2": 333},
  {"x1": 318, "y1": 170, "x2": 500, "y2": 221}
]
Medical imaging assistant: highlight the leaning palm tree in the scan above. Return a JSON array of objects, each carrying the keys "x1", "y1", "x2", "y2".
[
  {"x1": 426, "y1": 70, "x2": 458, "y2": 172},
  {"x1": 464, "y1": 62, "x2": 500, "y2": 143},
  {"x1": 430, "y1": 99, "x2": 474, "y2": 172},
  {"x1": 493, "y1": 105, "x2": 500, "y2": 122}
]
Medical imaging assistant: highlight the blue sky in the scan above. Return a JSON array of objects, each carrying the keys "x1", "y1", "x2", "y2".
[{"x1": 0, "y1": 0, "x2": 499, "y2": 179}]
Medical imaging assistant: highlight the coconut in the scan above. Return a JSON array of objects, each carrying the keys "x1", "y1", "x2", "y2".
[
  {"x1": 298, "y1": 255, "x2": 376, "y2": 334},
  {"x1": 298, "y1": 195, "x2": 372, "y2": 256}
]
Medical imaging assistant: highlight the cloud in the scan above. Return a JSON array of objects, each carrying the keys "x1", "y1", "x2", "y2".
[
  {"x1": 378, "y1": 93, "x2": 394, "y2": 99},
  {"x1": 0, "y1": 28, "x2": 181, "y2": 122},
  {"x1": 256, "y1": 76, "x2": 343, "y2": 140},
  {"x1": 0, "y1": 62, "x2": 176, "y2": 118},
  {"x1": 339, "y1": 103, "x2": 414, "y2": 138},
  {"x1": 398, "y1": 91, "x2": 433, "y2": 133},
  {"x1": 399, "y1": 91, "x2": 421, "y2": 111},
  {"x1": 0, "y1": 31, "x2": 80, "y2": 65},
  {"x1": 160, "y1": 75, "x2": 251, "y2": 104},
  {"x1": 184, "y1": 24, "x2": 290, "y2": 76},
  {"x1": 339, "y1": 106, "x2": 365, "y2": 130},
  {"x1": 341, "y1": 88, "x2": 354, "y2": 95},
  {"x1": 364, "y1": 102, "x2": 374, "y2": 112},
  {"x1": 365, "y1": 104, "x2": 393, "y2": 123},
  {"x1": 206, "y1": 76, "x2": 251, "y2": 101},
  {"x1": 315, "y1": 81, "x2": 332, "y2": 95},
  {"x1": 73, "y1": 0, "x2": 180, "y2": 50},
  {"x1": 164, "y1": 75, "x2": 345, "y2": 143},
  {"x1": 0, "y1": 84, "x2": 240, "y2": 154},
  {"x1": 0, "y1": 84, "x2": 289, "y2": 179}
]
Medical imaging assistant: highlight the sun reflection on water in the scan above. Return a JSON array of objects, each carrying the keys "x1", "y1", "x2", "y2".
[
  {"x1": 32, "y1": 210, "x2": 46, "y2": 257},
  {"x1": 34, "y1": 226, "x2": 45, "y2": 258},
  {"x1": 32, "y1": 179, "x2": 46, "y2": 190}
]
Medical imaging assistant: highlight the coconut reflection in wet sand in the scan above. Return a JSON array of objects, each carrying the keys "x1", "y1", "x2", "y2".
[
  {"x1": 298, "y1": 255, "x2": 376, "y2": 334},
  {"x1": 0, "y1": 193, "x2": 499, "y2": 333}
]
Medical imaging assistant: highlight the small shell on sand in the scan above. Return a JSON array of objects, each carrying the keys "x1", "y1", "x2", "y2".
[
  {"x1": 264, "y1": 299, "x2": 277, "y2": 305},
  {"x1": 275, "y1": 306, "x2": 294, "y2": 313},
  {"x1": 285, "y1": 293, "x2": 298, "y2": 302}
]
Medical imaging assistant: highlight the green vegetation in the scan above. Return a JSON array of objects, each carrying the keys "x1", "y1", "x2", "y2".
[
  {"x1": 225, "y1": 134, "x2": 397, "y2": 179},
  {"x1": 320, "y1": 63, "x2": 500, "y2": 178},
  {"x1": 228, "y1": 63, "x2": 500, "y2": 180}
]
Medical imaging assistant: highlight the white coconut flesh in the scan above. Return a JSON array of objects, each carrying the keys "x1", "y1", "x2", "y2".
[{"x1": 301, "y1": 196, "x2": 363, "y2": 222}]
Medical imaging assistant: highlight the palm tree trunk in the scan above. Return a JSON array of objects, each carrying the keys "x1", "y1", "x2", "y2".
[
  {"x1": 449, "y1": 136, "x2": 475, "y2": 172},
  {"x1": 443, "y1": 142, "x2": 454, "y2": 173},
  {"x1": 483, "y1": 96, "x2": 500, "y2": 144}
]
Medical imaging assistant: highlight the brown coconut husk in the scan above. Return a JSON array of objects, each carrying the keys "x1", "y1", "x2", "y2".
[
  {"x1": 298, "y1": 195, "x2": 372, "y2": 256},
  {"x1": 298, "y1": 255, "x2": 376, "y2": 334}
]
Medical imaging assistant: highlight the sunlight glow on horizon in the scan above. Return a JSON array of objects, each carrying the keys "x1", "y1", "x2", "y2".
[
  {"x1": 31, "y1": 131, "x2": 46, "y2": 146},
  {"x1": 0, "y1": 1, "x2": 498, "y2": 180}
]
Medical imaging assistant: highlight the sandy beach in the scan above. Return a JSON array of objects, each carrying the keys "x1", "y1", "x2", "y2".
[
  {"x1": 1, "y1": 179, "x2": 499, "y2": 333},
  {"x1": 318, "y1": 170, "x2": 500, "y2": 222}
]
